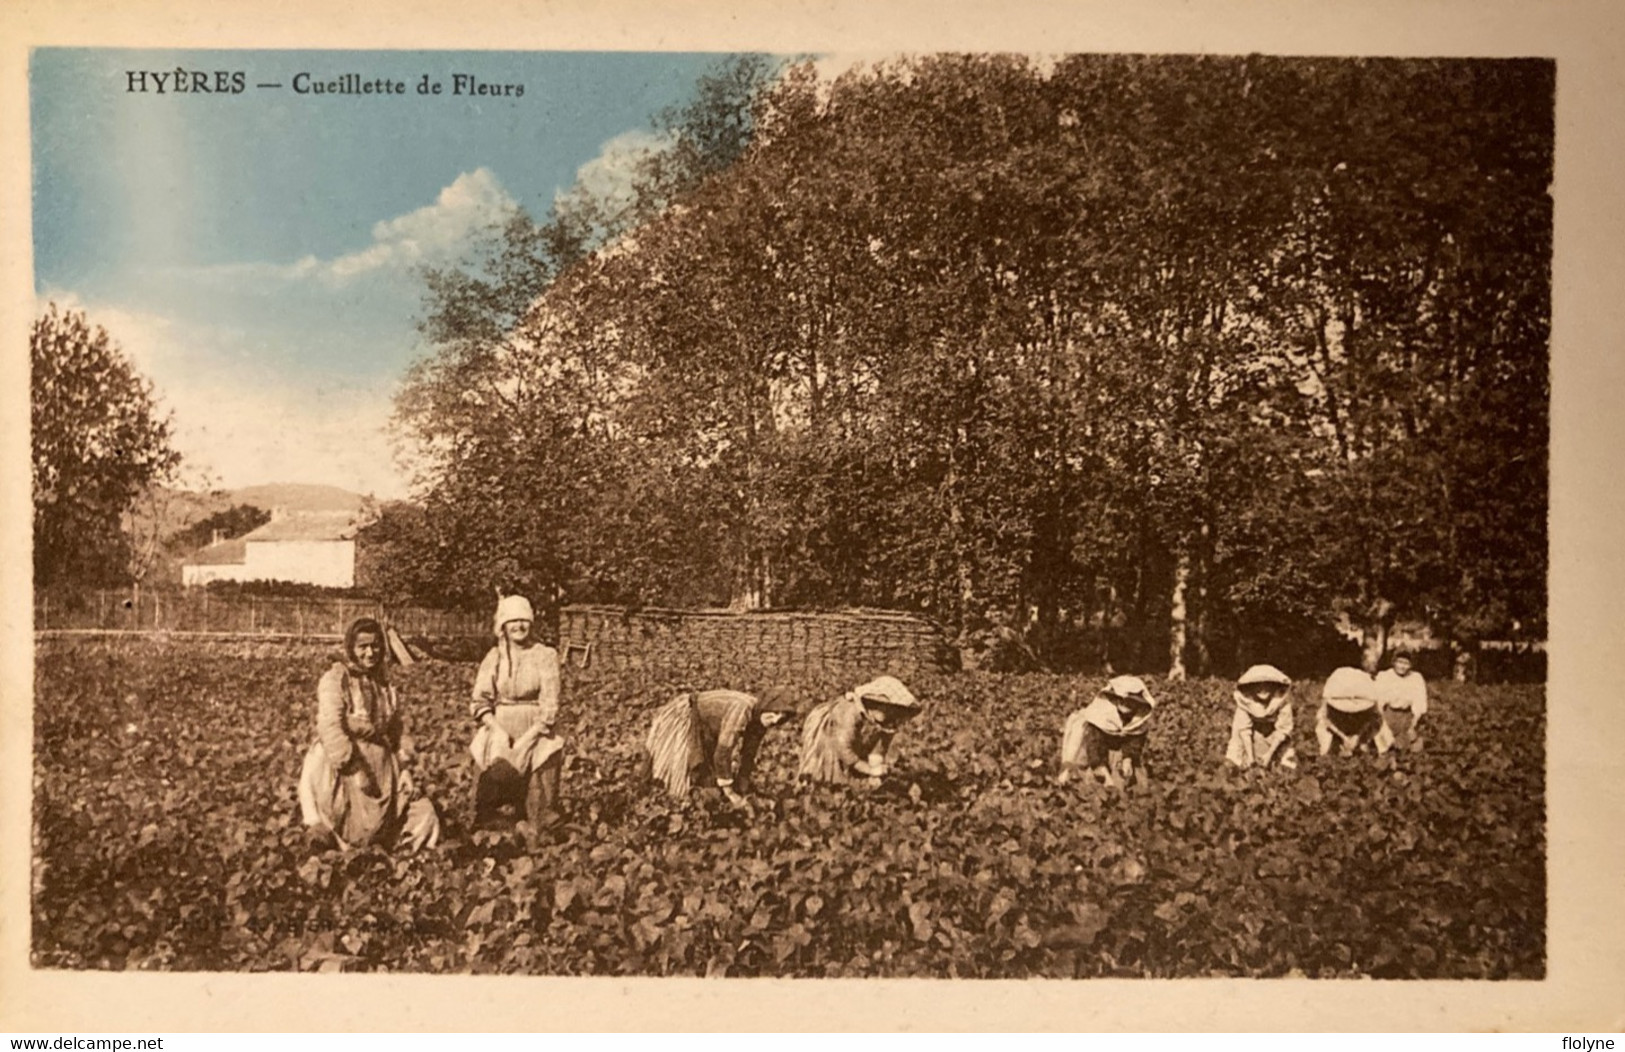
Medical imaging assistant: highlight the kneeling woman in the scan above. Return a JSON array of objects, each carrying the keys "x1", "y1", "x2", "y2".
[
  {"x1": 298, "y1": 618, "x2": 441, "y2": 852},
  {"x1": 798, "y1": 676, "x2": 922, "y2": 784},
  {"x1": 470, "y1": 595, "x2": 566, "y2": 833},
  {"x1": 1315, "y1": 666, "x2": 1395, "y2": 757},
  {"x1": 1225, "y1": 664, "x2": 1298, "y2": 770},
  {"x1": 1058, "y1": 675, "x2": 1157, "y2": 788},
  {"x1": 643, "y1": 688, "x2": 799, "y2": 805}
]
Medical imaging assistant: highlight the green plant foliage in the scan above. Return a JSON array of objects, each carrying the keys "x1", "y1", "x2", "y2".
[{"x1": 33, "y1": 642, "x2": 1543, "y2": 977}]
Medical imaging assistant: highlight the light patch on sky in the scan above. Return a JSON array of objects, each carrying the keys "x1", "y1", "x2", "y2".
[
  {"x1": 38, "y1": 292, "x2": 407, "y2": 498},
  {"x1": 37, "y1": 165, "x2": 526, "y2": 499},
  {"x1": 31, "y1": 48, "x2": 734, "y2": 499}
]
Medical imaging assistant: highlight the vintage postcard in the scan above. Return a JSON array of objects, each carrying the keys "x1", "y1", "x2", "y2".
[{"x1": 3, "y1": 0, "x2": 1623, "y2": 1034}]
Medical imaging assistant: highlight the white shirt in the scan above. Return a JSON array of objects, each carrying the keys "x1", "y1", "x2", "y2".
[{"x1": 1375, "y1": 668, "x2": 1429, "y2": 715}]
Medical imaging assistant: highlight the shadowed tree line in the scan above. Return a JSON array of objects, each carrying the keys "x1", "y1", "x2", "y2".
[{"x1": 379, "y1": 53, "x2": 1550, "y2": 678}]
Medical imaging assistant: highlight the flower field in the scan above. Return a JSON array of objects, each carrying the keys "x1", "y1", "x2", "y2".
[{"x1": 31, "y1": 638, "x2": 1544, "y2": 978}]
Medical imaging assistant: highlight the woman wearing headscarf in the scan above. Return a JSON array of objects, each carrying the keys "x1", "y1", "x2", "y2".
[
  {"x1": 1315, "y1": 666, "x2": 1396, "y2": 757},
  {"x1": 1225, "y1": 664, "x2": 1298, "y2": 770},
  {"x1": 298, "y1": 617, "x2": 441, "y2": 852},
  {"x1": 1375, "y1": 650, "x2": 1429, "y2": 750},
  {"x1": 1057, "y1": 675, "x2": 1157, "y2": 788},
  {"x1": 798, "y1": 676, "x2": 922, "y2": 785},
  {"x1": 470, "y1": 595, "x2": 566, "y2": 834},
  {"x1": 642, "y1": 687, "x2": 800, "y2": 805}
]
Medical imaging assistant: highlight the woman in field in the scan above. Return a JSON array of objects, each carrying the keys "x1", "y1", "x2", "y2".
[
  {"x1": 469, "y1": 594, "x2": 566, "y2": 836},
  {"x1": 1314, "y1": 666, "x2": 1396, "y2": 757},
  {"x1": 1224, "y1": 664, "x2": 1298, "y2": 770},
  {"x1": 1057, "y1": 674, "x2": 1157, "y2": 788},
  {"x1": 1375, "y1": 650, "x2": 1429, "y2": 750},
  {"x1": 298, "y1": 617, "x2": 441, "y2": 853},
  {"x1": 642, "y1": 687, "x2": 800, "y2": 805},
  {"x1": 798, "y1": 676, "x2": 922, "y2": 785}
]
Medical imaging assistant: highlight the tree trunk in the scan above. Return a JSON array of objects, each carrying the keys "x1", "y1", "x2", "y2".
[
  {"x1": 1190, "y1": 522, "x2": 1211, "y2": 678},
  {"x1": 1168, "y1": 550, "x2": 1190, "y2": 682},
  {"x1": 945, "y1": 433, "x2": 976, "y2": 630},
  {"x1": 1360, "y1": 597, "x2": 1395, "y2": 672},
  {"x1": 1452, "y1": 642, "x2": 1476, "y2": 682}
]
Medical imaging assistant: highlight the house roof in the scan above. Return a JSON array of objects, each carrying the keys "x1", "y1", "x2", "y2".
[
  {"x1": 183, "y1": 537, "x2": 248, "y2": 566},
  {"x1": 241, "y1": 511, "x2": 362, "y2": 543}
]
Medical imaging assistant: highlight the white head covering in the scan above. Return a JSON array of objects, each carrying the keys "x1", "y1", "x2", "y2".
[
  {"x1": 1105, "y1": 675, "x2": 1155, "y2": 706},
  {"x1": 1322, "y1": 666, "x2": 1379, "y2": 713},
  {"x1": 493, "y1": 594, "x2": 535, "y2": 636},
  {"x1": 1235, "y1": 665, "x2": 1292, "y2": 719},
  {"x1": 1082, "y1": 675, "x2": 1156, "y2": 736},
  {"x1": 1237, "y1": 665, "x2": 1292, "y2": 688},
  {"x1": 854, "y1": 675, "x2": 921, "y2": 711}
]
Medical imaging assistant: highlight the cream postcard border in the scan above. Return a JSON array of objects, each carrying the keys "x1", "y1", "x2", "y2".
[{"x1": 1, "y1": 0, "x2": 1621, "y2": 1032}]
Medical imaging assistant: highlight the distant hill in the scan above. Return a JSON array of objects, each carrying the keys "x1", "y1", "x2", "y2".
[
  {"x1": 141, "y1": 483, "x2": 369, "y2": 542},
  {"x1": 229, "y1": 483, "x2": 369, "y2": 514},
  {"x1": 111, "y1": 482, "x2": 375, "y2": 589}
]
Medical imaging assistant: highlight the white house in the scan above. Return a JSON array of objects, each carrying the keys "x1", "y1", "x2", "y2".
[{"x1": 182, "y1": 510, "x2": 363, "y2": 588}]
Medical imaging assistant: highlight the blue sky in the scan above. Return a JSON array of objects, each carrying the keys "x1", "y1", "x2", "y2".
[{"x1": 31, "y1": 48, "x2": 730, "y2": 497}]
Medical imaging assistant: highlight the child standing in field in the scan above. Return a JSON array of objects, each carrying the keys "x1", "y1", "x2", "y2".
[
  {"x1": 798, "y1": 676, "x2": 922, "y2": 785},
  {"x1": 1375, "y1": 650, "x2": 1429, "y2": 751},
  {"x1": 1225, "y1": 664, "x2": 1298, "y2": 770},
  {"x1": 1057, "y1": 675, "x2": 1157, "y2": 788},
  {"x1": 1314, "y1": 666, "x2": 1395, "y2": 758}
]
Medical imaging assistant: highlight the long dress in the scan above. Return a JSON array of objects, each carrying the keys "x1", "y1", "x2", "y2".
[
  {"x1": 645, "y1": 690, "x2": 771, "y2": 799},
  {"x1": 1060, "y1": 693, "x2": 1156, "y2": 782},
  {"x1": 798, "y1": 677, "x2": 920, "y2": 784},
  {"x1": 1314, "y1": 667, "x2": 1395, "y2": 756},
  {"x1": 297, "y1": 662, "x2": 440, "y2": 852},
  {"x1": 1224, "y1": 690, "x2": 1298, "y2": 769},
  {"x1": 469, "y1": 640, "x2": 565, "y2": 776}
]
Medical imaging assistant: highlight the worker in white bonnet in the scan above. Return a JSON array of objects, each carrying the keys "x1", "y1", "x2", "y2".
[
  {"x1": 798, "y1": 676, "x2": 922, "y2": 785},
  {"x1": 1225, "y1": 664, "x2": 1298, "y2": 770},
  {"x1": 469, "y1": 594, "x2": 567, "y2": 839},
  {"x1": 1314, "y1": 666, "x2": 1395, "y2": 757},
  {"x1": 1058, "y1": 675, "x2": 1157, "y2": 788}
]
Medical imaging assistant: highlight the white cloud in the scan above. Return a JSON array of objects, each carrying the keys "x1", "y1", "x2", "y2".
[
  {"x1": 556, "y1": 128, "x2": 671, "y2": 217},
  {"x1": 331, "y1": 167, "x2": 518, "y2": 280},
  {"x1": 182, "y1": 167, "x2": 519, "y2": 288}
]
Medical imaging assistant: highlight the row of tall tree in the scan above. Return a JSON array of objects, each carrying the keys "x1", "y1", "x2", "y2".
[{"x1": 385, "y1": 53, "x2": 1551, "y2": 676}]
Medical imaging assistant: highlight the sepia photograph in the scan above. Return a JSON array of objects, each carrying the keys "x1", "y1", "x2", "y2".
[{"x1": 4, "y1": 0, "x2": 1624, "y2": 1035}]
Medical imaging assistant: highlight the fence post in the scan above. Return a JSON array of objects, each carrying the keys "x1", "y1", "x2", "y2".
[{"x1": 250, "y1": 597, "x2": 257, "y2": 633}]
